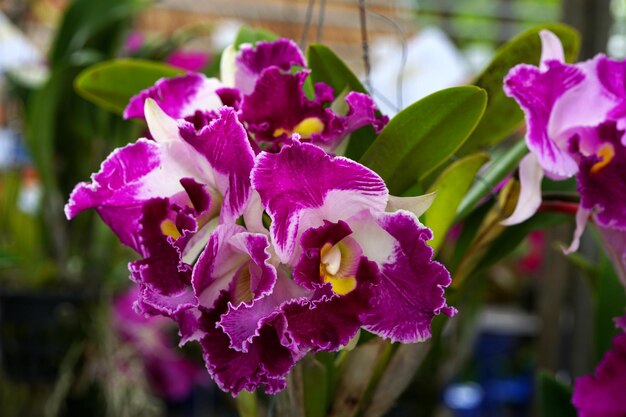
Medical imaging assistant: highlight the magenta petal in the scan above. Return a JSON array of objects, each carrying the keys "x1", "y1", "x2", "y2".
[
  {"x1": 283, "y1": 259, "x2": 378, "y2": 352},
  {"x1": 361, "y1": 211, "x2": 455, "y2": 343},
  {"x1": 252, "y1": 141, "x2": 388, "y2": 263},
  {"x1": 128, "y1": 198, "x2": 198, "y2": 317},
  {"x1": 179, "y1": 107, "x2": 255, "y2": 221},
  {"x1": 235, "y1": 39, "x2": 305, "y2": 95},
  {"x1": 218, "y1": 271, "x2": 307, "y2": 353},
  {"x1": 124, "y1": 73, "x2": 223, "y2": 120},
  {"x1": 572, "y1": 326, "x2": 626, "y2": 417},
  {"x1": 65, "y1": 140, "x2": 170, "y2": 251},
  {"x1": 192, "y1": 224, "x2": 277, "y2": 314},
  {"x1": 504, "y1": 61, "x2": 583, "y2": 178},
  {"x1": 240, "y1": 68, "x2": 332, "y2": 146},
  {"x1": 596, "y1": 57, "x2": 626, "y2": 123},
  {"x1": 342, "y1": 92, "x2": 389, "y2": 134},
  {"x1": 199, "y1": 295, "x2": 295, "y2": 395},
  {"x1": 576, "y1": 122, "x2": 626, "y2": 229}
]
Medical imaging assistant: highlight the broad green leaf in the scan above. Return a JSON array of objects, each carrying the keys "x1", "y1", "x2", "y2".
[
  {"x1": 306, "y1": 44, "x2": 376, "y2": 161},
  {"x1": 75, "y1": 59, "x2": 184, "y2": 114},
  {"x1": 360, "y1": 86, "x2": 487, "y2": 195},
  {"x1": 456, "y1": 139, "x2": 528, "y2": 220},
  {"x1": 538, "y1": 371, "x2": 577, "y2": 417},
  {"x1": 458, "y1": 24, "x2": 580, "y2": 155},
  {"x1": 424, "y1": 152, "x2": 490, "y2": 253},
  {"x1": 306, "y1": 44, "x2": 367, "y2": 96},
  {"x1": 595, "y1": 253, "x2": 626, "y2": 361},
  {"x1": 234, "y1": 26, "x2": 278, "y2": 49},
  {"x1": 302, "y1": 357, "x2": 329, "y2": 417}
]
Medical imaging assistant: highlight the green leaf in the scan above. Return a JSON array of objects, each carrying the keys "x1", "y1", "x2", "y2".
[
  {"x1": 458, "y1": 24, "x2": 580, "y2": 155},
  {"x1": 456, "y1": 139, "x2": 528, "y2": 220},
  {"x1": 424, "y1": 152, "x2": 490, "y2": 253},
  {"x1": 74, "y1": 59, "x2": 184, "y2": 114},
  {"x1": 359, "y1": 86, "x2": 487, "y2": 195},
  {"x1": 306, "y1": 44, "x2": 367, "y2": 96},
  {"x1": 538, "y1": 371, "x2": 577, "y2": 417},
  {"x1": 233, "y1": 26, "x2": 278, "y2": 49},
  {"x1": 302, "y1": 357, "x2": 329, "y2": 417},
  {"x1": 595, "y1": 253, "x2": 626, "y2": 361}
]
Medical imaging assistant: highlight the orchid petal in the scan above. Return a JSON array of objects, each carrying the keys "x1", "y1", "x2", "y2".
[
  {"x1": 539, "y1": 30, "x2": 565, "y2": 68},
  {"x1": 501, "y1": 153, "x2": 544, "y2": 226},
  {"x1": 124, "y1": 73, "x2": 223, "y2": 120},
  {"x1": 361, "y1": 210, "x2": 456, "y2": 343},
  {"x1": 563, "y1": 206, "x2": 591, "y2": 255},
  {"x1": 252, "y1": 141, "x2": 388, "y2": 263},
  {"x1": 386, "y1": 192, "x2": 437, "y2": 218}
]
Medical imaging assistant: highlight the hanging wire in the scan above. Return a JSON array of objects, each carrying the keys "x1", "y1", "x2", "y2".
[
  {"x1": 367, "y1": 9, "x2": 407, "y2": 111},
  {"x1": 300, "y1": 0, "x2": 317, "y2": 49},
  {"x1": 316, "y1": 0, "x2": 327, "y2": 43},
  {"x1": 367, "y1": 8, "x2": 408, "y2": 111},
  {"x1": 358, "y1": 0, "x2": 372, "y2": 92}
]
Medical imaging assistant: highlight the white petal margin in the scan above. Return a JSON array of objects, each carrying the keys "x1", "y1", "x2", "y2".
[
  {"x1": 501, "y1": 153, "x2": 544, "y2": 226},
  {"x1": 540, "y1": 30, "x2": 565, "y2": 69},
  {"x1": 386, "y1": 192, "x2": 437, "y2": 218}
]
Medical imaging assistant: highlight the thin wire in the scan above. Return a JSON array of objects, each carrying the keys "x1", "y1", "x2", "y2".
[
  {"x1": 300, "y1": 0, "x2": 316, "y2": 49},
  {"x1": 367, "y1": 9, "x2": 408, "y2": 110},
  {"x1": 369, "y1": 85, "x2": 400, "y2": 113},
  {"x1": 316, "y1": 0, "x2": 327, "y2": 43},
  {"x1": 358, "y1": 0, "x2": 372, "y2": 92}
]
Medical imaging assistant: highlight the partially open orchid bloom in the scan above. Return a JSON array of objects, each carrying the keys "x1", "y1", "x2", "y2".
[
  {"x1": 126, "y1": 38, "x2": 387, "y2": 154},
  {"x1": 502, "y1": 30, "x2": 626, "y2": 258},
  {"x1": 572, "y1": 315, "x2": 626, "y2": 417},
  {"x1": 232, "y1": 39, "x2": 388, "y2": 152}
]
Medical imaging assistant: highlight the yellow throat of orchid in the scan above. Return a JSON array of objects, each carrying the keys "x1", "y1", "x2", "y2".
[
  {"x1": 160, "y1": 219, "x2": 182, "y2": 239},
  {"x1": 273, "y1": 117, "x2": 325, "y2": 139},
  {"x1": 319, "y1": 242, "x2": 357, "y2": 296},
  {"x1": 590, "y1": 143, "x2": 615, "y2": 174}
]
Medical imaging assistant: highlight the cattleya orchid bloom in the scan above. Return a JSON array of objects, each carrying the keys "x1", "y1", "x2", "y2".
[
  {"x1": 572, "y1": 315, "x2": 626, "y2": 417},
  {"x1": 66, "y1": 37, "x2": 453, "y2": 395},
  {"x1": 502, "y1": 30, "x2": 626, "y2": 267}
]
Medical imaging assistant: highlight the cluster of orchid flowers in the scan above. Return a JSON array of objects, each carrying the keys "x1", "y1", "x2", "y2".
[
  {"x1": 65, "y1": 39, "x2": 455, "y2": 395},
  {"x1": 504, "y1": 30, "x2": 626, "y2": 417}
]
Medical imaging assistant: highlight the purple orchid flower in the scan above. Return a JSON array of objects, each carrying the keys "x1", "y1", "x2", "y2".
[
  {"x1": 229, "y1": 39, "x2": 388, "y2": 152},
  {"x1": 572, "y1": 315, "x2": 626, "y2": 417},
  {"x1": 239, "y1": 67, "x2": 387, "y2": 152},
  {"x1": 502, "y1": 30, "x2": 626, "y2": 259},
  {"x1": 65, "y1": 100, "x2": 255, "y2": 253},
  {"x1": 252, "y1": 140, "x2": 456, "y2": 345}
]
